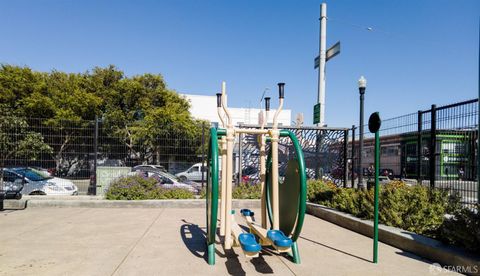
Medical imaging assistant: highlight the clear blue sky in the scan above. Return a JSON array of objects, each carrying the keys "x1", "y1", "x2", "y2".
[{"x1": 0, "y1": 0, "x2": 478, "y2": 127}]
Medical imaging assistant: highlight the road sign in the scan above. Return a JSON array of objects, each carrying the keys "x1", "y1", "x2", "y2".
[
  {"x1": 313, "y1": 103, "x2": 320, "y2": 124},
  {"x1": 314, "y1": 41, "x2": 341, "y2": 68}
]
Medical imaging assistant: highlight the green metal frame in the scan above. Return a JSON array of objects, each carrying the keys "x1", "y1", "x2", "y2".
[
  {"x1": 373, "y1": 130, "x2": 380, "y2": 263},
  {"x1": 265, "y1": 130, "x2": 306, "y2": 264},
  {"x1": 206, "y1": 127, "x2": 220, "y2": 265}
]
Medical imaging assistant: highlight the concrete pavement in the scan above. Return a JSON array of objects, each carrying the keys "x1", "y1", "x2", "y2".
[{"x1": 0, "y1": 208, "x2": 458, "y2": 275}]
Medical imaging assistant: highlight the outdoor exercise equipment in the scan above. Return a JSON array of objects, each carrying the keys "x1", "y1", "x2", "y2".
[
  {"x1": 368, "y1": 111, "x2": 381, "y2": 264},
  {"x1": 206, "y1": 81, "x2": 307, "y2": 265}
]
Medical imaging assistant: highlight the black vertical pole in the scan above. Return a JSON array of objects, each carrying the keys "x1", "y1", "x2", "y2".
[
  {"x1": 0, "y1": 189, "x2": 4, "y2": 211},
  {"x1": 477, "y1": 23, "x2": 480, "y2": 204},
  {"x1": 238, "y1": 132, "x2": 243, "y2": 185},
  {"x1": 417, "y1": 111, "x2": 422, "y2": 183},
  {"x1": 430, "y1": 105, "x2": 437, "y2": 188},
  {"x1": 201, "y1": 123, "x2": 205, "y2": 188},
  {"x1": 351, "y1": 125, "x2": 356, "y2": 188},
  {"x1": 359, "y1": 88, "x2": 365, "y2": 188},
  {"x1": 343, "y1": 129, "x2": 348, "y2": 188},
  {"x1": 92, "y1": 116, "x2": 99, "y2": 195}
]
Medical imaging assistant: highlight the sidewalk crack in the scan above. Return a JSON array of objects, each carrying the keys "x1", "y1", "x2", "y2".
[{"x1": 110, "y1": 208, "x2": 165, "y2": 276}]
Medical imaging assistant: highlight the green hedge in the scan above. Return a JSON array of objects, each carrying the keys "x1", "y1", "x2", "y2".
[
  {"x1": 307, "y1": 180, "x2": 478, "y2": 253},
  {"x1": 233, "y1": 183, "x2": 262, "y2": 199},
  {"x1": 105, "y1": 176, "x2": 194, "y2": 200},
  {"x1": 197, "y1": 182, "x2": 261, "y2": 199}
]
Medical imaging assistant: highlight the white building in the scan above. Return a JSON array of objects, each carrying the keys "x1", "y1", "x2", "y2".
[{"x1": 182, "y1": 94, "x2": 292, "y2": 127}]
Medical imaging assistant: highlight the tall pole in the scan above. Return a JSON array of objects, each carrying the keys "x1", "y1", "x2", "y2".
[
  {"x1": 373, "y1": 124, "x2": 380, "y2": 263},
  {"x1": 90, "y1": 115, "x2": 99, "y2": 196},
  {"x1": 368, "y1": 112, "x2": 381, "y2": 264},
  {"x1": 358, "y1": 76, "x2": 367, "y2": 189},
  {"x1": 351, "y1": 125, "x2": 356, "y2": 188},
  {"x1": 317, "y1": 3, "x2": 327, "y2": 126},
  {"x1": 477, "y1": 21, "x2": 479, "y2": 204},
  {"x1": 201, "y1": 123, "x2": 205, "y2": 188}
]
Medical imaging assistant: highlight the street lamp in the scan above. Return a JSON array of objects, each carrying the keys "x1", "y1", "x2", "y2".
[{"x1": 358, "y1": 76, "x2": 367, "y2": 189}]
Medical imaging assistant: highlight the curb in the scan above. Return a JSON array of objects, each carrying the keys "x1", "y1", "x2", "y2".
[
  {"x1": 3, "y1": 199, "x2": 261, "y2": 209},
  {"x1": 306, "y1": 202, "x2": 480, "y2": 274}
]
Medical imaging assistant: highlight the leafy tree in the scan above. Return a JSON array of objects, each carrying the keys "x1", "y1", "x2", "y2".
[
  {"x1": 0, "y1": 105, "x2": 52, "y2": 186},
  {"x1": 0, "y1": 64, "x2": 209, "y2": 174},
  {"x1": 0, "y1": 65, "x2": 45, "y2": 112}
]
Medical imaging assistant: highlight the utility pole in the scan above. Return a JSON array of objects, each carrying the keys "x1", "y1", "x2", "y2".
[{"x1": 317, "y1": 3, "x2": 327, "y2": 127}]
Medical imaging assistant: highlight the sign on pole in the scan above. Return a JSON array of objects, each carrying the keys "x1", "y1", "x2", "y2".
[
  {"x1": 313, "y1": 103, "x2": 320, "y2": 124},
  {"x1": 314, "y1": 41, "x2": 341, "y2": 68}
]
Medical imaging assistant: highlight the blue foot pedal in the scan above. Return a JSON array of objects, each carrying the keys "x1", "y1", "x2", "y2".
[
  {"x1": 267, "y1": 230, "x2": 292, "y2": 248},
  {"x1": 238, "y1": 233, "x2": 261, "y2": 253},
  {"x1": 240, "y1": 209, "x2": 255, "y2": 217}
]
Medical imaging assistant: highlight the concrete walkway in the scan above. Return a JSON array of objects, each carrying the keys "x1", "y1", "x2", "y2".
[{"x1": 0, "y1": 208, "x2": 457, "y2": 276}]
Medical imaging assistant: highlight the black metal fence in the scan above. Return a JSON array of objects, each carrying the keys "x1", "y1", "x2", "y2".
[
  {"x1": 0, "y1": 116, "x2": 206, "y2": 195},
  {"x1": 351, "y1": 99, "x2": 479, "y2": 206}
]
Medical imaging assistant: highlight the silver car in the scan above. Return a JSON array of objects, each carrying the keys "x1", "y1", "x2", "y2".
[
  {"x1": 2, "y1": 168, "x2": 78, "y2": 196},
  {"x1": 132, "y1": 170, "x2": 201, "y2": 193}
]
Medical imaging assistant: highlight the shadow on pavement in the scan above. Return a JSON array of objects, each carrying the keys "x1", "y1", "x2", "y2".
[
  {"x1": 395, "y1": 250, "x2": 433, "y2": 265},
  {"x1": 224, "y1": 248, "x2": 247, "y2": 275},
  {"x1": 180, "y1": 219, "x2": 275, "y2": 274},
  {"x1": 300, "y1": 235, "x2": 372, "y2": 263},
  {"x1": 180, "y1": 219, "x2": 208, "y2": 263}
]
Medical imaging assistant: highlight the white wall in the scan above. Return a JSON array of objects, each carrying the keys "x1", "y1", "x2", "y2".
[{"x1": 182, "y1": 94, "x2": 291, "y2": 127}]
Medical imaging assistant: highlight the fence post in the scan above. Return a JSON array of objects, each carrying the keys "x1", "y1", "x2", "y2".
[
  {"x1": 417, "y1": 111, "x2": 422, "y2": 183},
  {"x1": 343, "y1": 130, "x2": 348, "y2": 188},
  {"x1": 351, "y1": 125, "x2": 356, "y2": 188},
  {"x1": 88, "y1": 116, "x2": 99, "y2": 196},
  {"x1": 430, "y1": 105, "x2": 437, "y2": 188},
  {"x1": 201, "y1": 123, "x2": 206, "y2": 188},
  {"x1": 238, "y1": 132, "x2": 243, "y2": 185},
  {"x1": 315, "y1": 130, "x2": 322, "y2": 180}
]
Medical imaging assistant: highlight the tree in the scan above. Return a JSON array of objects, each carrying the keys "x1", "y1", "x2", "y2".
[
  {"x1": 100, "y1": 71, "x2": 205, "y2": 165},
  {"x1": 0, "y1": 105, "x2": 52, "y2": 186},
  {"x1": 0, "y1": 64, "x2": 209, "y2": 174}
]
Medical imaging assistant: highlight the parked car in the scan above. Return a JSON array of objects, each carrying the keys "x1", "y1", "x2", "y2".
[
  {"x1": 380, "y1": 168, "x2": 395, "y2": 180},
  {"x1": 132, "y1": 164, "x2": 167, "y2": 173},
  {"x1": 29, "y1": 166, "x2": 56, "y2": 177},
  {"x1": 132, "y1": 170, "x2": 201, "y2": 193},
  {"x1": 175, "y1": 163, "x2": 206, "y2": 182},
  {"x1": 241, "y1": 166, "x2": 258, "y2": 182},
  {"x1": 2, "y1": 168, "x2": 78, "y2": 196},
  {"x1": 0, "y1": 176, "x2": 23, "y2": 200}
]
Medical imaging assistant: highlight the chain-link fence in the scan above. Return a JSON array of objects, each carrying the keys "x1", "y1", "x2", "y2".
[{"x1": 0, "y1": 116, "x2": 207, "y2": 196}]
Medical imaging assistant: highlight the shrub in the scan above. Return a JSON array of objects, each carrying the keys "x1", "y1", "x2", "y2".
[
  {"x1": 232, "y1": 183, "x2": 262, "y2": 199},
  {"x1": 199, "y1": 187, "x2": 206, "y2": 199},
  {"x1": 105, "y1": 175, "x2": 194, "y2": 200},
  {"x1": 162, "y1": 188, "x2": 195, "y2": 199},
  {"x1": 308, "y1": 181, "x2": 480, "y2": 252},
  {"x1": 438, "y1": 204, "x2": 480, "y2": 253},
  {"x1": 308, "y1": 182, "x2": 451, "y2": 235},
  {"x1": 306, "y1": 180, "x2": 337, "y2": 203}
]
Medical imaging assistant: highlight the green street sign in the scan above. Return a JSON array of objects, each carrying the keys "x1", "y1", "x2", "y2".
[{"x1": 313, "y1": 103, "x2": 320, "y2": 124}]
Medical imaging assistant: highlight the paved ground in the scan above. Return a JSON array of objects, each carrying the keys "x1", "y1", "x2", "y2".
[{"x1": 0, "y1": 208, "x2": 457, "y2": 276}]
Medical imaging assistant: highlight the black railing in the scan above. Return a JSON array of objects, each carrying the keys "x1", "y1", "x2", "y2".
[{"x1": 351, "y1": 98, "x2": 479, "y2": 206}]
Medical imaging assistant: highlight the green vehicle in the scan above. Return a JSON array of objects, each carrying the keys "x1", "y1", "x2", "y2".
[{"x1": 401, "y1": 130, "x2": 476, "y2": 180}]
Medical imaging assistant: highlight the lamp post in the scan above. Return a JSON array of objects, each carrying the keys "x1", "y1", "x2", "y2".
[{"x1": 358, "y1": 76, "x2": 367, "y2": 189}]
